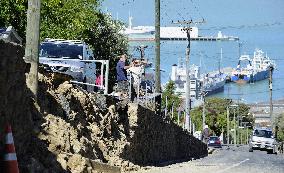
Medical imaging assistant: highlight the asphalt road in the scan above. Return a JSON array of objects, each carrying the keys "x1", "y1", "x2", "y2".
[{"x1": 138, "y1": 145, "x2": 284, "y2": 173}]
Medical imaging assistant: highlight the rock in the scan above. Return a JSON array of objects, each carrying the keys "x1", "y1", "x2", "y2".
[{"x1": 66, "y1": 154, "x2": 89, "y2": 173}]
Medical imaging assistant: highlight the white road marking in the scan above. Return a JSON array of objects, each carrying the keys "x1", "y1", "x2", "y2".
[{"x1": 217, "y1": 158, "x2": 250, "y2": 173}]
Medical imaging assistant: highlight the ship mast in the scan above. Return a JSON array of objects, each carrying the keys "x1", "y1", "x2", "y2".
[
  {"x1": 128, "y1": 11, "x2": 133, "y2": 29},
  {"x1": 218, "y1": 48, "x2": 223, "y2": 74}
]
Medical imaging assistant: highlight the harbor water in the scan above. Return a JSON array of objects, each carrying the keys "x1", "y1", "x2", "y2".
[{"x1": 103, "y1": 0, "x2": 284, "y2": 104}]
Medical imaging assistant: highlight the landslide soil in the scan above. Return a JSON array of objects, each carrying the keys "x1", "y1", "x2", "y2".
[{"x1": 29, "y1": 71, "x2": 139, "y2": 172}]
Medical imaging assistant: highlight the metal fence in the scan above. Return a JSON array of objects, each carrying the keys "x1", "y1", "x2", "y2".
[{"x1": 39, "y1": 58, "x2": 109, "y2": 94}]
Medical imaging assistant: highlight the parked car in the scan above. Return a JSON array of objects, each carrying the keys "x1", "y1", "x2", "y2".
[
  {"x1": 249, "y1": 127, "x2": 277, "y2": 154},
  {"x1": 39, "y1": 39, "x2": 95, "y2": 82},
  {"x1": 208, "y1": 136, "x2": 222, "y2": 148}
]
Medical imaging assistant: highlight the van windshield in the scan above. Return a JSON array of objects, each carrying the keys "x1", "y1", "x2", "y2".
[
  {"x1": 254, "y1": 129, "x2": 273, "y2": 138},
  {"x1": 40, "y1": 43, "x2": 83, "y2": 59}
]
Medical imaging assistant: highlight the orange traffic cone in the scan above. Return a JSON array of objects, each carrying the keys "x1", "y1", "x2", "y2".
[{"x1": 4, "y1": 124, "x2": 19, "y2": 173}]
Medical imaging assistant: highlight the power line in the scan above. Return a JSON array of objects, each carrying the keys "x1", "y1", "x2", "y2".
[{"x1": 200, "y1": 21, "x2": 282, "y2": 31}]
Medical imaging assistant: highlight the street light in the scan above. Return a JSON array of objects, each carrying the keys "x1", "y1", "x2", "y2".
[
  {"x1": 242, "y1": 121, "x2": 251, "y2": 145},
  {"x1": 230, "y1": 104, "x2": 238, "y2": 147},
  {"x1": 239, "y1": 126, "x2": 244, "y2": 145}
]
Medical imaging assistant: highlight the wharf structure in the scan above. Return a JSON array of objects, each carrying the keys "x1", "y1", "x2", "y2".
[{"x1": 127, "y1": 27, "x2": 239, "y2": 42}]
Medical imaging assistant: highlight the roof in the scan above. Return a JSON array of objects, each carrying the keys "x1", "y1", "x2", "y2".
[
  {"x1": 43, "y1": 38, "x2": 84, "y2": 45},
  {"x1": 254, "y1": 127, "x2": 272, "y2": 131},
  {"x1": 0, "y1": 28, "x2": 6, "y2": 33},
  {"x1": 0, "y1": 26, "x2": 22, "y2": 44}
]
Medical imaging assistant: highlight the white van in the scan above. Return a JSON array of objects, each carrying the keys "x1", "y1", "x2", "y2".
[{"x1": 249, "y1": 127, "x2": 277, "y2": 154}]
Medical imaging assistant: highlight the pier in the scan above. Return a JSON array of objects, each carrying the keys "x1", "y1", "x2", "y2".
[
  {"x1": 128, "y1": 37, "x2": 155, "y2": 42},
  {"x1": 128, "y1": 36, "x2": 239, "y2": 42},
  {"x1": 161, "y1": 36, "x2": 239, "y2": 41}
]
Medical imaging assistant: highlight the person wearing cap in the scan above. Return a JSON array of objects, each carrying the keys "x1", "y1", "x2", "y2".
[{"x1": 116, "y1": 54, "x2": 132, "y2": 98}]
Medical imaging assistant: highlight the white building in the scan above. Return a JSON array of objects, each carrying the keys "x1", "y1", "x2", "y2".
[{"x1": 171, "y1": 63, "x2": 201, "y2": 99}]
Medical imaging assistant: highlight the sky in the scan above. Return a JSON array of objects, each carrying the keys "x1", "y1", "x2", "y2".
[{"x1": 102, "y1": 0, "x2": 284, "y2": 28}]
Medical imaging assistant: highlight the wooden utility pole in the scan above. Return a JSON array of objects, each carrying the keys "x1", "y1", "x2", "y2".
[
  {"x1": 25, "y1": 0, "x2": 41, "y2": 98},
  {"x1": 172, "y1": 19, "x2": 205, "y2": 132},
  {"x1": 185, "y1": 36, "x2": 190, "y2": 132},
  {"x1": 137, "y1": 45, "x2": 148, "y2": 59},
  {"x1": 155, "y1": 0, "x2": 160, "y2": 93}
]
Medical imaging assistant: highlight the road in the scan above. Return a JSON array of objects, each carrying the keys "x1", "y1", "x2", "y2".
[{"x1": 137, "y1": 145, "x2": 284, "y2": 173}]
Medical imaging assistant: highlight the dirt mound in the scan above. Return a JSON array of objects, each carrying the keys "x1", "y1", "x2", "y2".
[
  {"x1": 28, "y1": 71, "x2": 140, "y2": 172},
  {"x1": 1, "y1": 41, "x2": 206, "y2": 172}
]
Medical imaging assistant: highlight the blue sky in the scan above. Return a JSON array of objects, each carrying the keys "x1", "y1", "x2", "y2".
[{"x1": 102, "y1": 0, "x2": 284, "y2": 28}]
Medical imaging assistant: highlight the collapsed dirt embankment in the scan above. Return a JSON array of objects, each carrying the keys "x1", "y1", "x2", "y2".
[
  {"x1": 0, "y1": 41, "x2": 207, "y2": 173},
  {"x1": 0, "y1": 41, "x2": 34, "y2": 171}
]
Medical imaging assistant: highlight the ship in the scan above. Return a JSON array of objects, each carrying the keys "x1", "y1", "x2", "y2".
[
  {"x1": 170, "y1": 58, "x2": 226, "y2": 99},
  {"x1": 231, "y1": 49, "x2": 275, "y2": 83},
  {"x1": 200, "y1": 72, "x2": 227, "y2": 95},
  {"x1": 122, "y1": 16, "x2": 238, "y2": 42},
  {"x1": 121, "y1": 16, "x2": 155, "y2": 35}
]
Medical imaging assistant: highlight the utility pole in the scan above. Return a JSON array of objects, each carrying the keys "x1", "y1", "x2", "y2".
[
  {"x1": 227, "y1": 107, "x2": 230, "y2": 145},
  {"x1": 246, "y1": 126, "x2": 249, "y2": 144},
  {"x1": 137, "y1": 45, "x2": 148, "y2": 59},
  {"x1": 155, "y1": 0, "x2": 160, "y2": 93},
  {"x1": 171, "y1": 102, "x2": 174, "y2": 119},
  {"x1": 202, "y1": 86, "x2": 206, "y2": 130},
  {"x1": 177, "y1": 108, "x2": 181, "y2": 125},
  {"x1": 240, "y1": 128, "x2": 242, "y2": 144},
  {"x1": 219, "y1": 48, "x2": 223, "y2": 73},
  {"x1": 25, "y1": 0, "x2": 41, "y2": 98},
  {"x1": 165, "y1": 96, "x2": 168, "y2": 117},
  {"x1": 172, "y1": 19, "x2": 205, "y2": 132},
  {"x1": 269, "y1": 66, "x2": 273, "y2": 126},
  {"x1": 234, "y1": 108, "x2": 236, "y2": 147},
  {"x1": 238, "y1": 42, "x2": 242, "y2": 58},
  {"x1": 185, "y1": 45, "x2": 190, "y2": 132}
]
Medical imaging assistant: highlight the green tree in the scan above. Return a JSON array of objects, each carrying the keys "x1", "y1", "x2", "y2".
[
  {"x1": 190, "y1": 97, "x2": 253, "y2": 136},
  {"x1": 84, "y1": 13, "x2": 128, "y2": 91},
  {"x1": 275, "y1": 114, "x2": 284, "y2": 141},
  {"x1": 0, "y1": 0, "x2": 27, "y2": 38}
]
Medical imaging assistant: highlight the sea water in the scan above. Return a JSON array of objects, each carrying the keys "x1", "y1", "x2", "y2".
[{"x1": 103, "y1": 0, "x2": 284, "y2": 103}]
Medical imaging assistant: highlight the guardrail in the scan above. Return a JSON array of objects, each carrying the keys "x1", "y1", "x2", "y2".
[{"x1": 39, "y1": 58, "x2": 109, "y2": 94}]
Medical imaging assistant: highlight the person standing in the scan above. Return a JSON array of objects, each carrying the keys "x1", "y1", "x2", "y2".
[
  {"x1": 116, "y1": 54, "x2": 132, "y2": 98},
  {"x1": 202, "y1": 125, "x2": 210, "y2": 144}
]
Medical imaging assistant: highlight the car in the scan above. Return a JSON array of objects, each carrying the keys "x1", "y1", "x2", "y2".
[
  {"x1": 208, "y1": 136, "x2": 222, "y2": 148},
  {"x1": 249, "y1": 127, "x2": 277, "y2": 154},
  {"x1": 39, "y1": 39, "x2": 95, "y2": 82}
]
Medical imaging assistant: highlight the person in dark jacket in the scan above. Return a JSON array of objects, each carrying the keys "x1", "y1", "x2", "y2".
[{"x1": 116, "y1": 54, "x2": 132, "y2": 98}]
